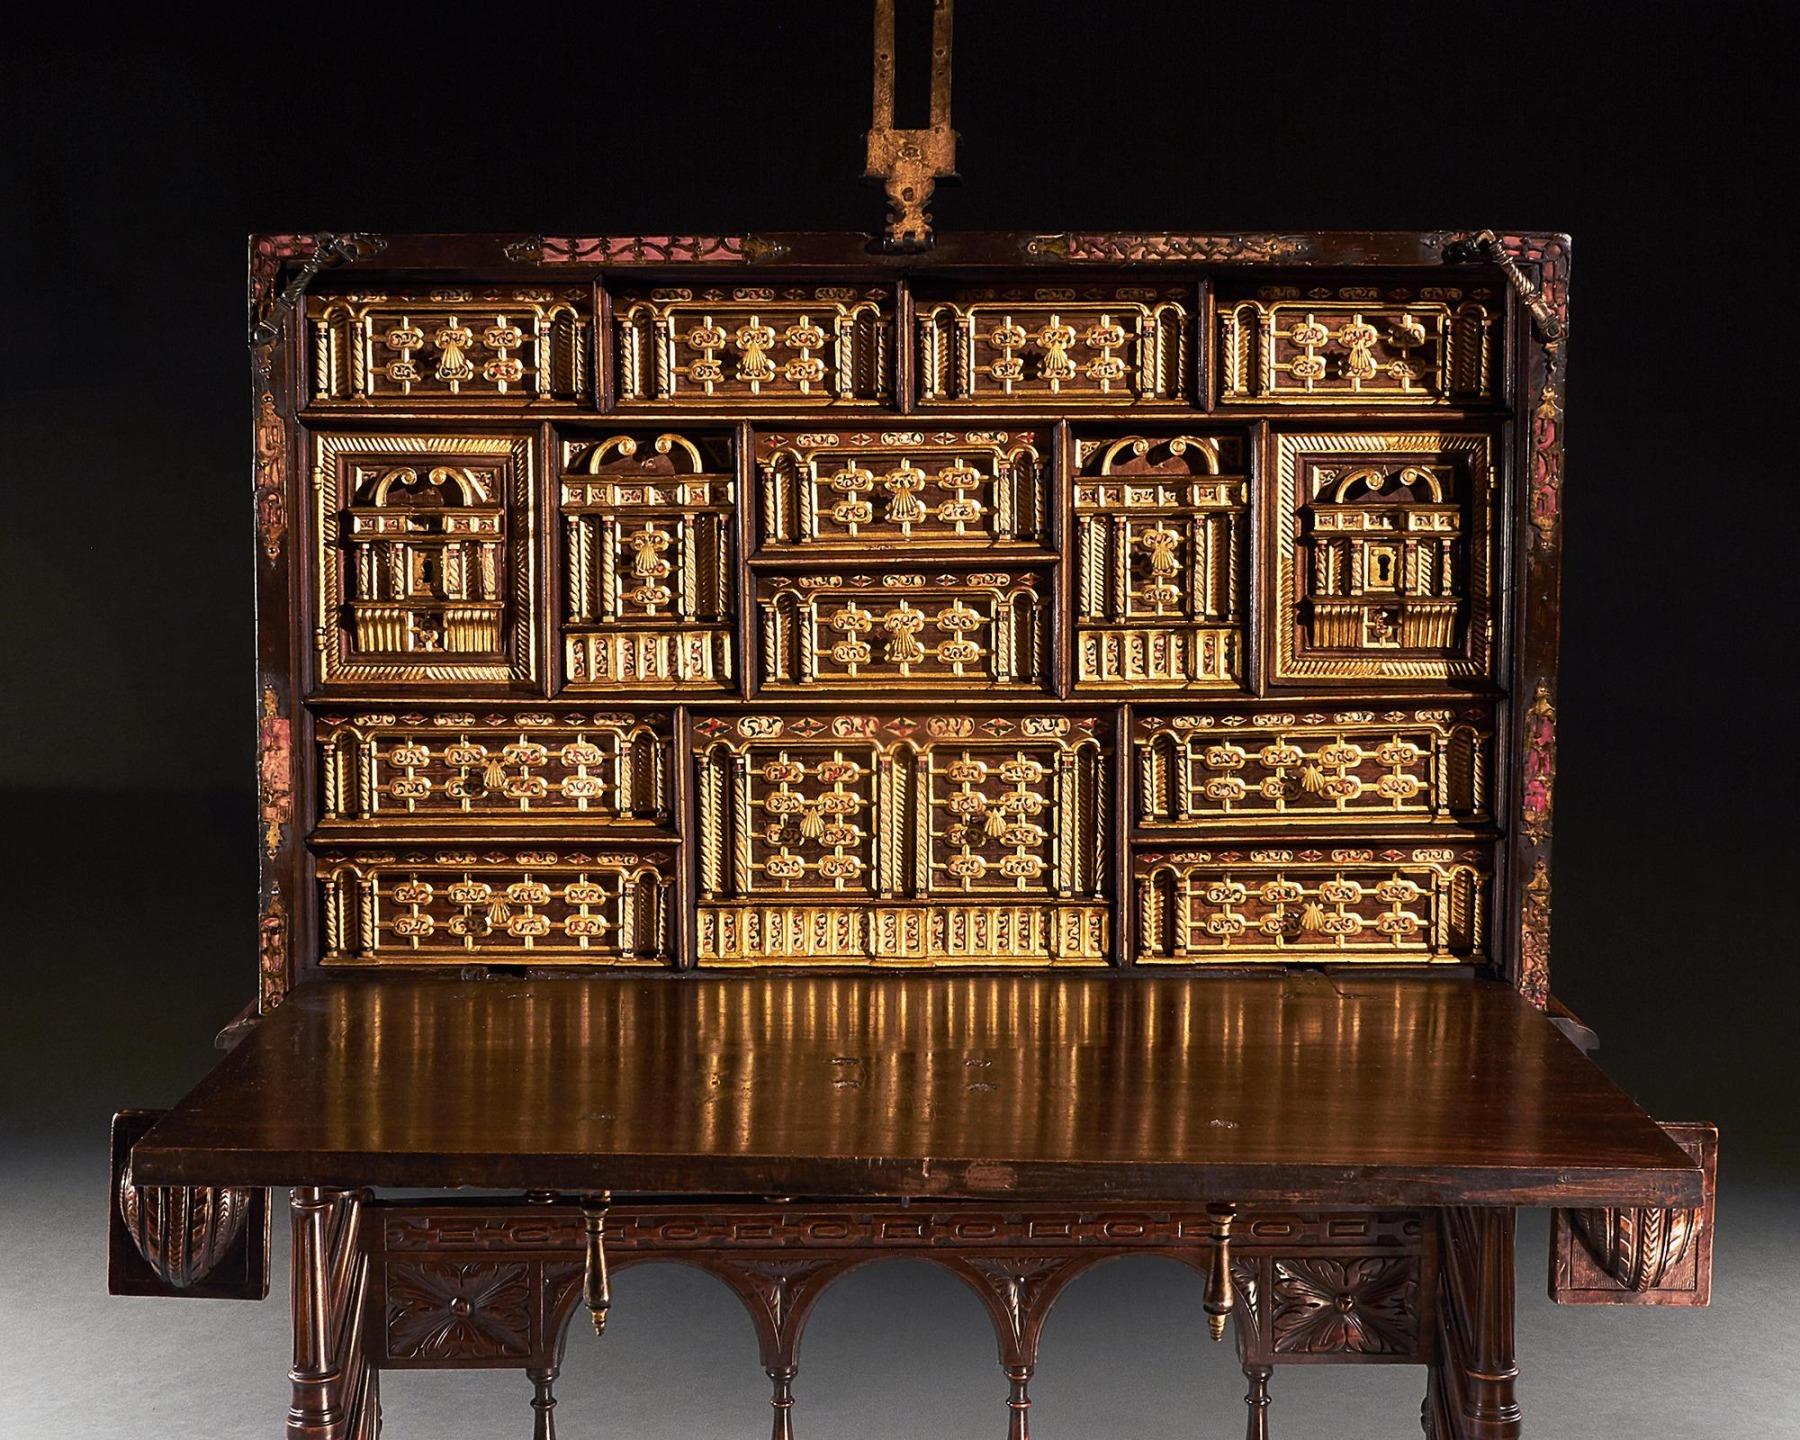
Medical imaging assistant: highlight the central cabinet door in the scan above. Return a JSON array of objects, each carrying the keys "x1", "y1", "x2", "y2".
[{"x1": 693, "y1": 710, "x2": 1111, "y2": 966}]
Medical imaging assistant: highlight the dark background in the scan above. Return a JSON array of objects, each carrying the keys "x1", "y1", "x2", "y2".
[{"x1": 3, "y1": 4, "x2": 1794, "y2": 1435}]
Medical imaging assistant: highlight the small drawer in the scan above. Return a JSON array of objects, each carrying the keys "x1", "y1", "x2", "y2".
[
  {"x1": 1071, "y1": 430, "x2": 1249, "y2": 691},
  {"x1": 755, "y1": 428, "x2": 1048, "y2": 551},
  {"x1": 1134, "y1": 843, "x2": 1491, "y2": 964},
  {"x1": 613, "y1": 286, "x2": 890, "y2": 406},
  {"x1": 1135, "y1": 706, "x2": 1492, "y2": 830},
  {"x1": 692, "y1": 708, "x2": 1110, "y2": 966},
  {"x1": 306, "y1": 288, "x2": 590, "y2": 407},
  {"x1": 314, "y1": 709, "x2": 672, "y2": 828},
  {"x1": 557, "y1": 429, "x2": 738, "y2": 693},
  {"x1": 317, "y1": 843, "x2": 676, "y2": 966},
  {"x1": 754, "y1": 566, "x2": 1051, "y2": 694},
  {"x1": 1218, "y1": 287, "x2": 1498, "y2": 407},
  {"x1": 915, "y1": 284, "x2": 1193, "y2": 407}
]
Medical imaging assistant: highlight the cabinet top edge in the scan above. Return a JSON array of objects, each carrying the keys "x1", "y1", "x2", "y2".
[{"x1": 248, "y1": 230, "x2": 1573, "y2": 275}]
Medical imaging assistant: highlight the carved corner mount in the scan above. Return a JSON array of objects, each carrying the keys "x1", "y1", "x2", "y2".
[
  {"x1": 1551, "y1": 1122, "x2": 1718, "y2": 1306},
  {"x1": 108, "y1": 1110, "x2": 271, "y2": 1299}
]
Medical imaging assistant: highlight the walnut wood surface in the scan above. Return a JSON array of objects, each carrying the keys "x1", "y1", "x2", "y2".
[{"x1": 133, "y1": 973, "x2": 1699, "y2": 1206}]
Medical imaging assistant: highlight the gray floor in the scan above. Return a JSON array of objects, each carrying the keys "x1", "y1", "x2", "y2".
[{"x1": 4, "y1": 1146, "x2": 1794, "y2": 1437}]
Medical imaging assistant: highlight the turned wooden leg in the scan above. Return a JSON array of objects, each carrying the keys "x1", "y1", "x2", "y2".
[
  {"x1": 287, "y1": 1188, "x2": 378, "y2": 1440},
  {"x1": 766, "y1": 1364, "x2": 796, "y2": 1440},
  {"x1": 1243, "y1": 1363, "x2": 1272, "y2": 1440},
  {"x1": 1004, "y1": 1363, "x2": 1032, "y2": 1440},
  {"x1": 528, "y1": 1366, "x2": 558, "y2": 1440},
  {"x1": 1428, "y1": 1208, "x2": 1521, "y2": 1440}
]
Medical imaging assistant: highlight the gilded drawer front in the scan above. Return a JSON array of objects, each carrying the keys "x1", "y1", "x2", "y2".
[
  {"x1": 1135, "y1": 707, "x2": 1492, "y2": 829},
  {"x1": 1134, "y1": 845, "x2": 1490, "y2": 965},
  {"x1": 558, "y1": 431, "x2": 737, "y2": 693},
  {"x1": 312, "y1": 432, "x2": 538, "y2": 687},
  {"x1": 314, "y1": 710, "x2": 671, "y2": 827},
  {"x1": 756, "y1": 567, "x2": 1050, "y2": 693},
  {"x1": 693, "y1": 709, "x2": 1109, "y2": 965},
  {"x1": 916, "y1": 286, "x2": 1192, "y2": 407},
  {"x1": 1272, "y1": 432, "x2": 1495, "y2": 685},
  {"x1": 755, "y1": 429, "x2": 1047, "y2": 550},
  {"x1": 613, "y1": 286, "x2": 890, "y2": 406},
  {"x1": 317, "y1": 844, "x2": 674, "y2": 965},
  {"x1": 1218, "y1": 289, "x2": 1497, "y2": 406},
  {"x1": 307, "y1": 289, "x2": 590, "y2": 406},
  {"x1": 1071, "y1": 432, "x2": 1248, "y2": 690}
]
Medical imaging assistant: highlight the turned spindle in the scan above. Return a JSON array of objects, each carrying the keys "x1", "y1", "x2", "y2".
[
  {"x1": 766, "y1": 1364, "x2": 797, "y2": 1440},
  {"x1": 581, "y1": 1192, "x2": 612, "y2": 1336},
  {"x1": 1243, "y1": 1363, "x2": 1272, "y2": 1440},
  {"x1": 1205, "y1": 1203, "x2": 1238, "y2": 1343},
  {"x1": 1004, "y1": 1363, "x2": 1033, "y2": 1440},
  {"x1": 528, "y1": 1366, "x2": 559, "y2": 1440}
]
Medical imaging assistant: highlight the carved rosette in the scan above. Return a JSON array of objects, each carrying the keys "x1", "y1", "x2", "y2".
[
  {"x1": 386, "y1": 1261, "x2": 534, "y2": 1360},
  {"x1": 117, "y1": 1161, "x2": 252, "y2": 1290},
  {"x1": 1270, "y1": 1256, "x2": 1420, "y2": 1356}
]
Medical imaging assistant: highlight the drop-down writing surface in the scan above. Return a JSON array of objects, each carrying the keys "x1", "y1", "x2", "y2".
[{"x1": 133, "y1": 974, "x2": 1699, "y2": 1208}]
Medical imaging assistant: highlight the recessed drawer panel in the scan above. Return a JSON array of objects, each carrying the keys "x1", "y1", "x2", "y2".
[
  {"x1": 311, "y1": 431, "x2": 538, "y2": 688},
  {"x1": 1134, "y1": 843, "x2": 1491, "y2": 965},
  {"x1": 314, "y1": 709, "x2": 671, "y2": 828},
  {"x1": 307, "y1": 288, "x2": 590, "y2": 407},
  {"x1": 613, "y1": 286, "x2": 891, "y2": 406},
  {"x1": 1272, "y1": 431, "x2": 1496, "y2": 685},
  {"x1": 1135, "y1": 706, "x2": 1492, "y2": 830},
  {"x1": 1218, "y1": 287, "x2": 1497, "y2": 406},
  {"x1": 693, "y1": 709, "x2": 1110, "y2": 966},
  {"x1": 915, "y1": 284, "x2": 1193, "y2": 407},
  {"x1": 755, "y1": 428, "x2": 1048, "y2": 551},
  {"x1": 316, "y1": 844, "x2": 675, "y2": 966},
  {"x1": 755, "y1": 567, "x2": 1051, "y2": 693}
]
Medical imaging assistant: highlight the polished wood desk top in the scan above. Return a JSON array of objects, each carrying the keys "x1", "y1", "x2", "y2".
[{"x1": 133, "y1": 974, "x2": 1701, "y2": 1207}]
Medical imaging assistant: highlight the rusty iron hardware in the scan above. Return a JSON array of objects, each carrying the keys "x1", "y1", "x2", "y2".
[
  {"x1": 250, "y1": 232, "x2": 386, "y2": 347},
  {"x1": 1457, "y1": 228, "x2": 1565, "y2": 342},
  {"x1": 865, "y1": 0, "x2": 957, "y2": 250}
]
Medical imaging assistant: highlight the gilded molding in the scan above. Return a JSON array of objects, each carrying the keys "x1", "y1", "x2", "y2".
[
  {"x1": 253, "y1": 392, "x2": 287, "y2": 561},
  {"x1": 258, "y1": 685, "x2": 293, "y2": 858},
  {"x1": 1521, "y1": 683, "x2": 1556, "y2": 844},
  {"x1": 513, "y1": 234, "x2": 789, "y2": 264},
  {"x1": 1022, "y1": 232, "x2": 1313, "y2": 263}
]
